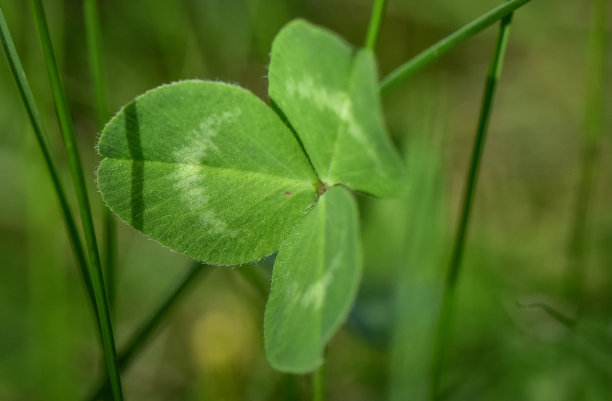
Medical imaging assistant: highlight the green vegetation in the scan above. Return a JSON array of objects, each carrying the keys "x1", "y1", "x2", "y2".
[
  {"x1": 84, "y1": 0, "x2": 117, "y2": 314},
  {"x1": 98, "y1": 80, "x2": 318, "y2": 265},
  {"x1": 265, "y1": 186, "x2": 361, "y2": 372},
  {"x1": 430, "y1": 12, "x2": 514, "y2": 399},
  {"x1": 268, "y1": 20, "x2": 403, "y2": 197},
  {"x1": 28, "y1": 0, "x2": 123, "y2": 397},
  {"x1": 0, "y1": 0, "x2": 609, "y2": 400}
]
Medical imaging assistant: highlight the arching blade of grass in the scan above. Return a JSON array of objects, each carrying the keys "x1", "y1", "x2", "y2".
[
  {"x1": 565, "y1": 0, "x2": 609, "y2": 304},
  {"x1": 85, "y1": 261, "x2": 268, "y2": 401},
  {"x1": 380, "y1": 0, "x2": 532, "y2": 94},
  {"x1": 117, "y1": 263, "x2": 210, "y2": 369},
  {"x1": 28, "y1": 0, "x2": 123, "y2": 399},
  {"x1": 518, "y1": 302, "x2": 576, "y2": 329},
  {"x1": 0, "y1": 8, "x2": 95, "y2": 308},
  {"x1": 429, "y1": 12, "x2": 514, "y2": 400},
  {"x1": 86, "y1": 262, "x2": 211, "y2": 401},
  {"x1": 84, "y1": 0, "x2": 117, "y2": 315},
  {"x1": 364, "y1": 0, "x2": 388, "y2": 50}
]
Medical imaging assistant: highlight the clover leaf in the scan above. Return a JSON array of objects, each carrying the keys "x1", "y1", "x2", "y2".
[
  {"x1": 269, "y1": 19, "x2": 404, "y2": 197},
  {"x1": 98, "y1": 81, "x2": 318, "y2": 265},
  {"x1": 264, "y1": 186, "x2": 361, "y2": 372},
  {"x1": 96, "y1": 19, "x2": 402, "y2": 373}
]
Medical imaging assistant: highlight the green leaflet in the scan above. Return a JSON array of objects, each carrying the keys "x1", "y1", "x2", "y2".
[
  {"x1": 97, "y1": 80, "x2": 318, "y2": 265},
  {"x1": 264, "y1": 186, "x2": 362, "y2": 372},
  {"x1": 97, "y1": 19, "x2": 400, "y2": 373},
  {"x1": 269, "y1": 19, "x2": 404, "y2": 197}
]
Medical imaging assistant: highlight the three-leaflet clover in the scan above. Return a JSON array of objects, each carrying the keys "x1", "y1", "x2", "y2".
[{"x1": 97, "y1": 19, "x2": 403, "y2": 372}]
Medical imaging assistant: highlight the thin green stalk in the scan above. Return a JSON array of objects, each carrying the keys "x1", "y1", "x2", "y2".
[
  {"x1": 101, "y1": 211, "x2": 117, "y2": 314},
  {"x1": 27, "y1": 0, "x2": 123, "y2": 399},
  {"x1": 83, "y1": 0, "x2": 116, "y2": 315},
  {"x1": 0, "y1": 8, "x2": 95, "y2": 307},
  {"x1": 429, "y1": 13, "x2": 514, "y2": 400},
  {"x1": 565, "y1": 0, "x2": 609, "y2": 304},
  {"x1": 87, "y1": 262, "x2": 210, "y2": 401},
  {"x1": 518, "y1": 302, "x2": 576, "y2": 328},
  {"x1": 364, "y1": 0, "x2": 388, "y2": 50},
  {"x1": 86, "y1": 262, "x2": 268, "y2": 400},
  {"x1": 83, "y1": 0, "x2": 109, "y2": 130},
  {"x1": 380, "y1": 0, "x2": 531, "y2": 94},
  {"x1": 312, "y1": 358, "x2": 326, "y2": 401}
]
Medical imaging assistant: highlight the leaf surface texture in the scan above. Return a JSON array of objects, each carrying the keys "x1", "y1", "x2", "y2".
[
  {"x1": 269, "y1": 19, "x2": 403, "y2": 197},
  {"x1": 98, "y1": 80, "x2": 318, "y2": 265},
  {"x1": 264, "y1": 185, "x2": 362, "y2": 372}
]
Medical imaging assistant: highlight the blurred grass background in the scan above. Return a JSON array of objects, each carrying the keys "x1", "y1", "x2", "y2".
[{"x1": 0, "y1": 0, "x2": 610, "y2": 400}]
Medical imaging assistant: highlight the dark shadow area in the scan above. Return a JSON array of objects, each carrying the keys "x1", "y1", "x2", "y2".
[
  {"x1": 125, "y1": 102, "x2": 144, "y2": 230},
  {"x1": 269, "y1": 97, "x2": 319, "y2": 179}
]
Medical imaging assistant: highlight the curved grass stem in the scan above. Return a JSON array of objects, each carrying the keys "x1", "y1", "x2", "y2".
[
  {"x1": 380, "y1": 0, "x2": 531, "y2": 94},
  {"x1": 86, "y1": 262, "x2": 210, "y2": 401},
  {"x1": 85, "y1": 262, "x2": 268, "y2": 401},
  {"x1": 27, "y1": 0, "x2": 123, "y2": 399},
  {"x1": 428, "y1": 12, "x2": 514, "y2": 400},
  {"x1": 83, "y1": 0, "x2": 117, "y2": 315},
  {"x1": 364, "y1": 0, "x2": 388, "y2": 51},
  {"x1": 0, "y1": 8, "x2": 94, "y2": 307}
]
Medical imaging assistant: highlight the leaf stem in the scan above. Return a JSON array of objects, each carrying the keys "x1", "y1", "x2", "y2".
[
  {"x1": 0, "y1": 8, "x2": 94, "y2": 307},
  {"x1": 312, "y1": 359, "x2": 326, "y2": 401},
  {"x1": 565, "y1": 0, "x2": 609, "y2": 304},
  {"x1": 87, "y1": 262, "x2": 210, "y2": 401},
  {"x1": 364, "y1": 0, "x2": 388, "y2": 51},
  {"x1": 27, "y1": 0, "x2": 123, "y2": 399},
  {"x1": 83, "y1": 0, "x2": 117, "y2": 315},
  {"x1": 380, "y1": 0, "x2": 531, "y2": 94},
  {"x1": 429, "y1": 12, "x2": 514, "y2": 400}
]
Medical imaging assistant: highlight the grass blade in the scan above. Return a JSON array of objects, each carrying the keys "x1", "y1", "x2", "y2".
[
  {"x1": 117, "y1": 263, "x2": 208, "y2": 368},
  {"x1": 87, "y1": 262, "x2": 210, "y2": 401},
  {"x1": 518, "y1": 302, "x2": 576, "y2": 329},
  {"x1": 364, "y1": 0, "x2": 388, "y2": 51},
  {"x1": 83, "y1": 0, "x2": 109, "y2": 130},
  {"x1": 565, "y1": 0, "x2": 609, "y2": 304},
  {"x1": 27, "y1": 0, "x2": 123, "y2": 399},
  {"x1": 380, "y1": 0, "x2": 531, "y2": 94},
  {"x1": 389, "y1": 94, "x2": 447, "y2": 401},
  {"x1": 429, "y1": 12, "x2": 514, "y2": 400},
  {"x1": 83, "y1": 0, "x2": 117, "y2": 314},
  {"x1": 101, "y1": 208, "x2": 117, "y2": 314},
  {"x1": 0, "y1": 8, "x2": 95, "y2": 308}
]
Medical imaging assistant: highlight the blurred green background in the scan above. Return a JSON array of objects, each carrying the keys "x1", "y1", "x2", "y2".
[{"x1": 0, "y1": 0, "x2": 610, "y2": 400}]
